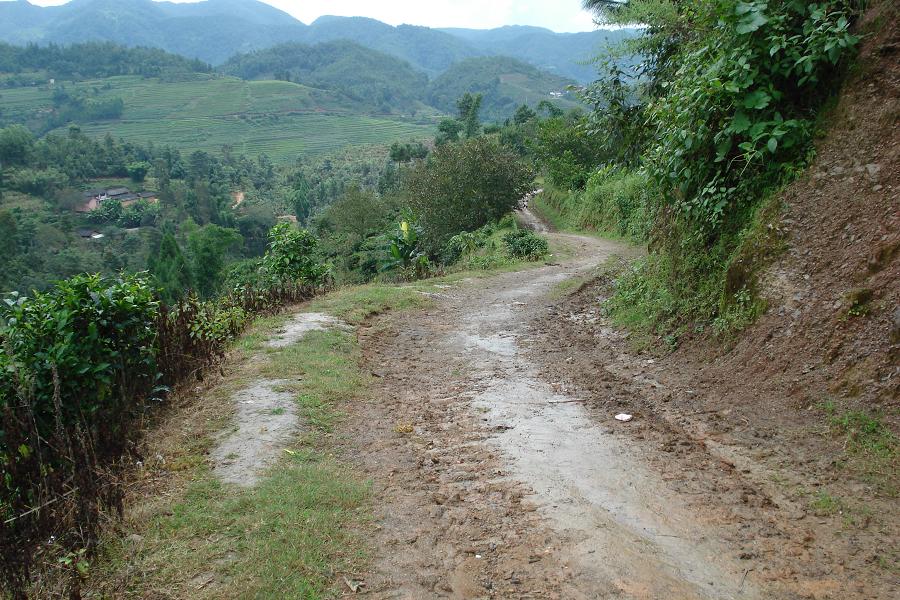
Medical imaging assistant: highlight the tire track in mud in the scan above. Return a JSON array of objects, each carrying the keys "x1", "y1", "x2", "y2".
[{"x1": 346, "y1": 232, "x2": 771, "y2": 599}]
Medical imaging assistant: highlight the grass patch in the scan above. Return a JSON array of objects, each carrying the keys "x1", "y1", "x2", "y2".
[
  {"x1": 308, "y1": 285, "x2": 430, "y2": 324},
  {"x1": 91, "y1": 312, "x2": 371, "y2": 597},
  {"x1": 824, "y1": 402, "x2": 898, "y2": 459},
  {"x1": 604, "y1": 192, "x2": 787, "y2": 344},
  {"x1": 822, "y1": 400, "x2": 899, "y2": 495},
  {"x1": 549, "y1": 274, "x2": 589, "y2": 300},
  {"x1": 107, "y1": 457, "x2": 367, "y2": 599},
  {"x1": 809, "y1": 489, "x2": 845, "y2": 516},
  {"x1": 530, "y1": 191, "x2": 572, "y2": 232}
]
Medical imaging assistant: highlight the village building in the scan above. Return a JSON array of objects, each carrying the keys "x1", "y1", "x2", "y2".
[{"x1": 75, "y1": 186, "x2": 159, "y2": 213}]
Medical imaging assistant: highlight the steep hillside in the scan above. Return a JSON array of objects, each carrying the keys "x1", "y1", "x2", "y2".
[
  {"x1": 0, "y1": 74, "x2": 433, "y2": 162},
  {"x1": 439, "y1": 25, "x2": 641, "y2": 83},
  {"x1": 676, "y1": 3, "x2": 899, "y2": 468},
  {"x1": 427, "y1": 56, "x2": 579, "y2": 122},
  {"x1": 530, "y1": 6, "x2": 898, "y2": 596},
  {"x1": 221, "y1": 41, "x2": 430, "y2": 112}
]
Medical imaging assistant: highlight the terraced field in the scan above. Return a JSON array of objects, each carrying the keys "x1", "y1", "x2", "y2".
[{"x1": 0, "y1": 75, "x2": 436, "y2": 162}]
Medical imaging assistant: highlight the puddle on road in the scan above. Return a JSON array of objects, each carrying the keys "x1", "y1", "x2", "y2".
[
  {"x1": 449, "y1": 268, "x2": 761, "y2": 600},
  {"x1": 211, "y1": 379, "x2": 299, "y2": 487},
  {"x1": 213, "y1": 312, "x2": 352, "y2": 486}
]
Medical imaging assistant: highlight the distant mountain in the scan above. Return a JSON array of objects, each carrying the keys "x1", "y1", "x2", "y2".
[
  {"x1": 221, "y1": 41, "x2": 430, "y2": 113},
  {"x1": 439, "y1": 25, "x2": 642, "y2": 83},
  {"x1": 0, "y1": 0, "x2": 308, "y2": 65},
  {"x1": 0, "y1": 0, "x2": 637, "y2": 83},
  {"x1": 427, "y1": 56, "x2": 580, "y2": 122},
  {"x1": 302, "y1": 16, "x2": 478, "y2": 77}
]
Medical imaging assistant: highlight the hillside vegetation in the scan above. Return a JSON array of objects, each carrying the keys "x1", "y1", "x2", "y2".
[
  {"x1": 221, "y1": 41, "x2": 430, "y2": 113},
  {"x1": 427, "y1": 56, "x2": 579, "y2": 122},
  {"x1": 439, "y1": 25, "x2": 641, "y2": 83},
  {"x1": 0, "y1": 73, "x2": 434, "y2": 162},
  {"x1": 1, "y1": 0, "x2": 898, "y2": 597}
]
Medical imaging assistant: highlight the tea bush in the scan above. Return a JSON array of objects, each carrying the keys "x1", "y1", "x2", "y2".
[
  {"x1": 0, "y1": 222, "x2": 329, "y2": 596},
  {"x1": 0, "y1": 273, "x2": 159, "y2": 595},
  {"x1": 263, "y1": 222, "x2": 330, "y2": 286}
]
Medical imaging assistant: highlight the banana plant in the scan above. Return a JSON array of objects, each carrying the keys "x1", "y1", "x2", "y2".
[{"x1": 383, "y1": 220, "x2": 429, "y2": 277}]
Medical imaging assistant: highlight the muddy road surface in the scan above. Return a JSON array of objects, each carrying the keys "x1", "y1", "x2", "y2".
[{"x1": 344, "y1": 226, "x2": 789, "y2": 599}]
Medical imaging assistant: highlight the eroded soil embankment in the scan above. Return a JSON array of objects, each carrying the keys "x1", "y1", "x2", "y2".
[{"x1": 344, "y1": 232, "x2": 832, "y2": 599}]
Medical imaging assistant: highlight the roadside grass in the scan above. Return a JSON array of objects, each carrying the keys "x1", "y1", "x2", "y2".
[
  {"x1": 90, "y1": 313, "x2": 370, "y2": 598},
  {"x1": 310, "y1": 225, "x2": 570, "y2": 325},
  {"x1": 530, "y1": 192, "x2": 571, "y2": 232},
  {"x1": 549, "y1": 274, "x2": 590, "y2": 300},
  {"x1": 821, "y1": 400, "x2": 899, "y2": 496},
  {"x1": 308, "y1": 285, "x2": 430, "y2": 325}
]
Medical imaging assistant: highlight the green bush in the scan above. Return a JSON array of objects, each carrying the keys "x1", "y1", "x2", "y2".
[
  {"x1": 263, "y1": 222, "x2": 330, "y2": 285},
  {"x1": 645, "y1": 1, "x2": 858, "y2": 233},
  {"x1": 7, "y1": 167, "x2": 68, "y2": 196},
  {"x1": 503, "y1": 229, "x2": 549, "y2": 261},
  {"x1": 0, "y1": 273, "x2": 159, "y2": 592},
  {"x1": 88, "y1": 199, "x2": 123, "y2": 224},
  {"x1": 403, "y1": 136, "x2": 534, "y2": 254},
  {"x1": 575, "y1": 168, "x2": 653, "y2": 241},
  {"x1": 582, "y1": 0, "x2": 862, "y2": 333}
]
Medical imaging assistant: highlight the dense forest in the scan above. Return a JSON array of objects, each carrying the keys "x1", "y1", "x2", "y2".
[
  {"x1": 221, "y1": 41, "x2": 429, "y2": 113},
  {"x1": 426, "y1": 56, "x2": 578, "y2": 121},
  {"x1": 0, "y1": 42, "x2": 211, "y2": 85}
]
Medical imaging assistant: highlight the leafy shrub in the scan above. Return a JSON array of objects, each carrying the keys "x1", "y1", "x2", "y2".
[
  {"x1": 263, "y1": 222, "x2": 330, "y2": 285},
  {"x1": 576, "y1": 168, "x2": 654, "y2": 241},
  {"x1": 382, "y1": 220, "x2": 430, "y2": 280},
  {"x1": 0, "y1": 274, "x2": 159, "y2": 594},
  {"x1": 403, "y1": 137, "x2": 534, "y2": 254},
  {"x1": 645, "y1": 1, "x2": 859, "y2": 233},
  {"x1": 7, "y1": 167, "x2": 68, "y2": 196},
  {"x1": 530, "y1": 115, "x2": 606, "y2": 190},
  {"x1": 117, "y1": 200, "x2": 159, "y2": 228},
  {"x1": 583, "y1": 0, "x2": 862, "y2": 332},
  {"x1": 87, "y1": 199, "x2": 123, "y2": 224},
  {"x1": 444, "y1": 229, "x2": 489, "y2": 264},
  {"x1": 503, "y1": 229, "x2": 549, "y2": 261}
]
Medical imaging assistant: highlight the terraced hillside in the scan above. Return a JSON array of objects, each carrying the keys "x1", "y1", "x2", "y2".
[{"x1": 1, "y1": 74, "x2": 435, "y2": 162}]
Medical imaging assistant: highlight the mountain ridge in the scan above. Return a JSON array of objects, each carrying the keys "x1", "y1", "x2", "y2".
[{"x1": 0, "y1": 0, "x2": 638, "y2": 82}]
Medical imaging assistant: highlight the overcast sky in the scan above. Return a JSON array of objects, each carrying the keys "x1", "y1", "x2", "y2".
[{"x1": 19, "y1": 0, "x2": 599, "y2": 32}]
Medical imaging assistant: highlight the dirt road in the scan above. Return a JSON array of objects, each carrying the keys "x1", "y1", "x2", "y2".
[{"x1": 346, "y1": 227, "x2": 772, "y2": 599}]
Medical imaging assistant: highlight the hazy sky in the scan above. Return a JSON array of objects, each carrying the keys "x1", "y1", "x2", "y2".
[{"x1": 19, "y1": 0, "x2": 600, "y2": 32}]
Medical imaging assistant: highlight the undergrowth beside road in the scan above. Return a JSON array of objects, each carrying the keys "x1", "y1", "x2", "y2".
[
  {"x1": 822, "y1": 400, "x2": 899, "y2": 496},
  {"x1": 90, "y1": 320, "x2": 371, "y2": 598}
]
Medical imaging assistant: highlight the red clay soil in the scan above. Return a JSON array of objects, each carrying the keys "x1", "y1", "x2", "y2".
[{"x1": 526, "y1": 5, "x2": 898, "y2": 599}]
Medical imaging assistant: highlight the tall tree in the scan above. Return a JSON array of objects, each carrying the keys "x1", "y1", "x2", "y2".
[
  {"x1": 148, "y1": 233, "x2": 193, "y2": 304},
  {"x1": 404, "y1": 136, "x2": 533, "y2": 253},
  {"x1": 456, "y1": 93, "x2": 483, "y2": 139},
  {"x1": 187, "y1": 225, "x2": 243, "y2": 299}
]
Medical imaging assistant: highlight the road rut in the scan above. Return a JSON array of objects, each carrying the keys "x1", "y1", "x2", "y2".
[{"x1": 348, "y1": 231, "x2": 765, "y2": 599}]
